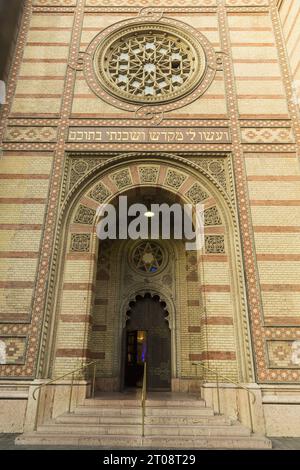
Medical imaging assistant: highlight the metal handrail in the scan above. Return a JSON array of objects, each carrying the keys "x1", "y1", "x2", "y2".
[
  {"x1": 32, "y1": 360, "x2": 98, "y2": 431},
  {"x1": 141, "y1": 361, "x2": 147, "y2": 437},
  {"x1": 192, "y1": 361, "x2": 255, "y2": 433}
]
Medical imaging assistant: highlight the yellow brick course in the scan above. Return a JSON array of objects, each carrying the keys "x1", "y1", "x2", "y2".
[
  {"x1": 250, "y1": 206, "x2": 300, "y2": 226},
  {"x1": 60, "y1": 291, "x2": 94, "y2": 315},
  {"x1": 254, "y1": 233, "x2": 300, "y2": 254},
  {"x1": 258, "y1": 261, "x2": 300, "y2": 284},
  {"x1": 15, "y1": 80, "x2": 65, "y2": 96},
  {"x1": 0, "y1": 180, "x2": 50, "y2": 199},
  {"x1": 0, "y1": 230, "x2": 42, "y2": 252},
  {"x1": 262, "y1": 292, "x2": 300, "y2": 318},
  {"x1": 19, "y1": 62, "x2": 67, "y2": 77},
  {"x1": 30, "y1": 14, "x2": 74, "y2": 29},
  {"x1": 248, "y1": 181, "x2": 300, "y2": 200},
  {"x1": 12, "y1": 98, "x2": 62, "y2": 114},
  {"x1": 0, "y1": 154, "x2": 53, "y2": 174},
  {"x1": 23, "y1": 45, "x2": 70, "y2": 61},
  {"x1": 0, "y1": 288, "x2": 33, "y2": 316},
  {"x1": 245, "y1": 156, "x2": 300, "y2": 176},
  {"x1": 0, "y1": 259, "x2": 38, "y2": 282}
]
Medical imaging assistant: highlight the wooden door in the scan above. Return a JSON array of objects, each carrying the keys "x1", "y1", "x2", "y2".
[{"x1": 125, "y1": 294, "x2": 171, "y2": 390}]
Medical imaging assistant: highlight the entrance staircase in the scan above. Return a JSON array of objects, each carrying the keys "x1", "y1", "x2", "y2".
[{"x1": 16, "y1": 392, "x2": 272, "y2": 449}]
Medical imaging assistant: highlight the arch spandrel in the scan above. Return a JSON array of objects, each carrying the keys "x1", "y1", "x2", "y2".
[{"x1": 42, "y1": 153, "x2": 254, "y2": 386}]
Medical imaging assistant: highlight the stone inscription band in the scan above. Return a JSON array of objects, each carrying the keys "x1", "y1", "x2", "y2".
[{"x1": 68, "y1": 127, "x2": 231, "y2": 143}]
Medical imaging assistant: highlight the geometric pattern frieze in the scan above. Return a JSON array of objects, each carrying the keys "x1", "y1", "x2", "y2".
[
  {"x1": 4, "y1": 126, "x2": 57, "y2": 142},
  {"x1": 86, "y1": 0, "x2": 217, "y2": 5},
  {"x1": 33, "y1": 0, "x2": 76, "y2": 4},
  {"x1": 0, "y1": 337, "x2": 27, "y2": 365},
  {"x1": 226, "y1": 0, "x2": 269, "y2": 5},
  {"x1": 241, "y1": 127, "x2": 295, "y2": 144}
]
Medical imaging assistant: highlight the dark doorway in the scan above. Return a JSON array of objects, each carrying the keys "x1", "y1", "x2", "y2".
[
  {"x1": 125, "y1": 330, "x2": 147, "y2": 388},
  {"x1": 124, "y1": 294, "x2": 171, "y2": 391}
]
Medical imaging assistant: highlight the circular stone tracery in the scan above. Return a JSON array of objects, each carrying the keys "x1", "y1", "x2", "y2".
[
  {"x1": 94, "y1": 23, "x2": 206, "y2": 105},
  {"x1": 130, "y1": 241, "x2": 166, "y2": 274}
]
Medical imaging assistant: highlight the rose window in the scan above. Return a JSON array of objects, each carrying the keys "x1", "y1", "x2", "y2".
[{"x1": 94, "y1": 23, "x2": 206, "y2": 105}]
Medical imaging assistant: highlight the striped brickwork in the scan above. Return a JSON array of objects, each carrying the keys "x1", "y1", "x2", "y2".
[
  {"x1": 279, "y1": 0, "x2": 300, "y2": 83},
  {"x1": 0, "y1": 0, "x2": 299, "y2": 389}
]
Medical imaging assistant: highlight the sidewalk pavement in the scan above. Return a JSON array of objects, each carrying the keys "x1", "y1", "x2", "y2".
[{"x1": 1, "y1": 434, "x2": 300, "y2": 450}]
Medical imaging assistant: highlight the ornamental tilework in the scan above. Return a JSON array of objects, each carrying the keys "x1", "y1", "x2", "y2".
[
  {"x1": 164, "y1": 169, "x2": 187, "y2": 189},
  {"x1": 186, "y1": 182, "x2": 209, "y2": 204},
  {"x1": 110, "y1": 169, "x2": 132, "y2": 190},
  {"x1": 4, "y1": 127, "x2": 57, "y2": 142},
  {"x1": 241, "y1": 128, "x2": 295, "y2": 144},
  {"x1": 89, "y1": 182, "x2": 112, "y2": 203},
  {"x1": 205, "y1": 235, "x2": 225, "y2": 254},
  {"x1": 268, "y1": 340, "x2": 300, "y2": 369},
  {"x1": 0, "y1": 337, "x2": 27, "y2": 365},
  {"x1": 74, "y1": 205, "x2": 96, "y2": 225},
  {"x1": 70, "y1": 234, "x2": 91, "y2": 252},
  {"x1": 138, "y1": 166, "x2": 160, "y2": 184}
]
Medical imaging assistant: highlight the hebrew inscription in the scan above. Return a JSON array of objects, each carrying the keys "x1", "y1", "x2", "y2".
[{"x1": 68, "y1": 127, "x2": 231, "y2": 144}]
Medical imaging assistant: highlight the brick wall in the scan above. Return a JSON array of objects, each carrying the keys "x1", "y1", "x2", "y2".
[{"x1": 0, "y1": 0, "x2": 299, "y2": 386}]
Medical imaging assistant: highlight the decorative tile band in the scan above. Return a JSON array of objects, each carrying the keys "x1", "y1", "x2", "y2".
[
  {"x1": 267, "y1": 340, "x2": 300, "y2": 369},
  {"x1": 0, "y1": 337, "x2": 27, "y2": 365},
  {"x1": 4, "y1": 127, "x2": 58, "y2": 142}
]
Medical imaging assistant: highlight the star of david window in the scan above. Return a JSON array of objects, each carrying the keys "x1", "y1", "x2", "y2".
[
  {"x1": 94, "y1": 23, "x2": 206, "y2": 105},
  {"x1": 130, "y1": 241, "x2": 166, "y2": 274}
]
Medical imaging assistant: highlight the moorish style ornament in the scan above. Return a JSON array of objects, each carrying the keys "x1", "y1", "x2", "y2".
[
  {"x1": 70, "y1": 234, "x2": 91, "y2": 252},
  {"x1": 204, "y1": 206, "x2": 222, "y2": 226},
  {"x1": 95, "y1": 25, "x2": 204, "y2": 104},
  {"x1": 204, "y1": 235, "x2": 225, "y2": 254},
  {"x1": 84, "y1": 15, "x2": 217, "y2": 115},
  {"x1": 130, "y1": 241, "x2": 166, "y2": 274}
]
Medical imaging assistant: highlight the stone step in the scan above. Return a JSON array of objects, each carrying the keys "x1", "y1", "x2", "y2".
[
  {"x1": 38, "y1": 423, "x2": 142, "y2": 436},
  {"x1": 144, "y1": 424, "x2": 250, "y2": 437},
  {"x1": 83, "y1": 398, "x2": 206, "y2": 408},
  {"x1": 15, "y1": 433, "x2": 143, "y2": 448},
  {"x1": 146, "y1": 399, "x2": 206, "y2": 408},
  {"x1": 56, "y1": 413, "x2": 231, "y2": 426},
  {"x1": 56, "y1": 414, "x2": 142, "y2": 425},
  {"x1": 83, "y1": 399, "x2": 141, "y2": 407},
  {"x1": 145, "y1": 415, "x2": 232, "y2": 426},
  {"x1": 37, "y1": 422, "x2": 250, "y2": 437},
  {"x1": 143, "y1": 435, "x2": 272, "y2": 449},
  {"x1": 146, "y1": 406, "x2": 214, "y2": 417},
  {"x1": 15, "y1": 433, "x2": 272, "y2": 449},
  {"x1": 74, "y1": 406, "x2": 141, "y2": 416},
  {"x1": 74, "y1": 405, "x2": 214, "y2": 417}
]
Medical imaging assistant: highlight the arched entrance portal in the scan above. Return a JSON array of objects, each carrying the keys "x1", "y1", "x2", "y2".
[
  {"x1": 45, "y1": 154, "x2": 254, "y2": 392},
  {"x1": 124, "y1": 293, "x2": 171, "y2": 391}
]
